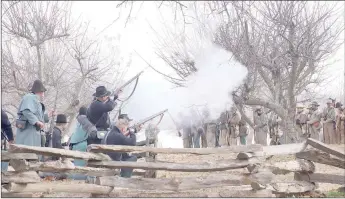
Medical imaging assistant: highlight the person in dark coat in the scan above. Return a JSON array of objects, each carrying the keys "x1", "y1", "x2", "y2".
[
  {"x1": 39, "y1": 114, "x2": 69, "y2": 180},
  {"x1": 1, "y1": 110, "x2": 14, "y2": 144},
  {"x1": 87, "y1": 86, "x2": 121, "y2": 145},
  {"x1": 1, "y1": 110, "x2": 14, "y2": 172},
  {"x1": 102, "y1": 114, "x2": 137, "y2": 178},
  {"x1": 49, "y1": 114, "x2": 68, "y2": 160}
]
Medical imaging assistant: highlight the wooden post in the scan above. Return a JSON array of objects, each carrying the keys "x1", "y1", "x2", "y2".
[{"x1": 144, "y1": 128, "x2": 157, "y2": 178}]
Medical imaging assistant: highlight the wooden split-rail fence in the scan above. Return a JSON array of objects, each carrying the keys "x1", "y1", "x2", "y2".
[{"x1": 1, "y1": 138, "x2": 344, "y2": 198}]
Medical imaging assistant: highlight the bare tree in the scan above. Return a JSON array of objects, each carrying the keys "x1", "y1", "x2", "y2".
[
  {"x1": 212, "y1": 1, "x2": 344, "y2": 143},
  {"x1": 135, "y1": 1, "x2": 343, "y2": 143},
  {"x1": 2, "y1": 1, "x2": 72, "y2": 82},
  {"x1": 60, "y1": 22, "x2": 129, "y2": 135},
  {"x1": 115, "y1": 1, "x2": 190, "y2": 27}
]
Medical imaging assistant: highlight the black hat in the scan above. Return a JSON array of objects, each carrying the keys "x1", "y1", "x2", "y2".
[
  {"x1": 93, "y1": 86, "x2": 111, "y2": 98},
  {"x1": 30, "y1": 80, "x2": 47, "y2": 93},
  {"x1": 311, "y1": 101, "x2": 320, "y2": 107},
  {"x1": 335, "y1": 102, "x2": 343, "y2": 108},
  {"x1": 79, "y1": 106, "x2": 87, "y2": 116},
  {"x1": 55, "y1": 114, "x2": 68, "y2": 124},
  {"x1": 118, "y1": 114, "x2": 133, "y2": 121}
]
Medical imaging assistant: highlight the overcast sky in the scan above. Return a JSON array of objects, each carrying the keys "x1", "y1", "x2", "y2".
[{"x1": 72, "y1": 1, "x2": 344, "y2": 128}]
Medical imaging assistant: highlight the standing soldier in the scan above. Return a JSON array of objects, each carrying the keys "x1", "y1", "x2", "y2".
[
  {"x1": 322, "y1": 100, "x2": 336, "y2": 144},
  {"x1": 145, "y1": 123, "x2": 159, "y2": 147},
  {"x1": 269, "y1": 113, "x2": 281, "y2": 145},
  {"x1": 201, "y1": 108, "x2": 210, "y2": 148},
  {"x1": 335, "y1": 102, "x2": 345, "y2": 144},
  {"x1": 238, "y1": 118, "x2": 248, "y2": 145},
  {"x1": 219, "y1": 110, "x2": 229, "y2": 146},
  {"x1": 306, "y1": 102, "x2": 322, "y2": 141},
  {"x1": 215, "y1": 120, "x2": 221, "y2": 147},
  {"x1": 253, "y1": 107, "x2": 268, "y2": 146},
  {"x1": 228, "y1": 107, "x2": 240, "y2": 146},
  {"x1": 15, "y1": 80, "x2": 50, "y2": 148},
  {"x1": 181, "y1": 116, "x2": 192, "y2": 148},
  {"x1": 205, "y1": 121, "x2": 217, "y2": 148},
  {"x1": 201, "y1": 122, "x2": 208, "y2": 148},
  {"x1": 295, "y1": 105, "x2": 308, "y2": 142}
]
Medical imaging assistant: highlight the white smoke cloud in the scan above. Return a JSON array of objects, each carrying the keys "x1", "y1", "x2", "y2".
[{"x1": 122, "y1": 42, "x2": 248, "y2": 130}]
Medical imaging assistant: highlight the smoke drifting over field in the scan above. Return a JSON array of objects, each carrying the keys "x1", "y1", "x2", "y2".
[{"x1": 123, "y1": 42, "x2": 248, "y2": 131}]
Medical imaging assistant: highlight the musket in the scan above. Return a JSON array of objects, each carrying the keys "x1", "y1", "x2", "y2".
[
  {"x1": 47, "y1": 90, "x2": 59, "y2": 148},
  {"x1": 131, "y1": 109, "x2": 168, "y2": 128},
  {"x1": 112, "y1": 71, "x2": 144, "y2": 120},
  {"x1": 111, "y1": 71, "x2": 144, "y2": 96}
]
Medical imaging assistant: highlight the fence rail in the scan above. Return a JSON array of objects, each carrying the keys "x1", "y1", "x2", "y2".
[{"x1": 1, "y1": 138, "x2": 344, "y2": 198}]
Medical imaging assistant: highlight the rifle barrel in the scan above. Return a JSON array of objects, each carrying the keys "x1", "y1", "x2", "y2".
[
  {"x1": 134, "y1": 109, "x2": 168, "y2": 126},
  {"x1": 113, "y1": 71, "x2": 144, "y2": 94}
]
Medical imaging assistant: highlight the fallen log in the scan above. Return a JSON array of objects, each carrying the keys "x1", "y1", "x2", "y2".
[
  {"x1": 9, "y1": 144, "x2": 111, "y2": 161},
  {"x1": 8, "y1": 159, "x2": 145, "y2": 177},
  {"x1": 108, "y1": 188, "x2": 274, "y2": 198},
  {"x1": 218, "y1": 189, "x2": 275, "y2": 198},
  {"x1": 294, "y1": 172, "x2": 345, "y2": 185},
  {"x1": 8, "y1": 159, "x2": 29, "y2": 171},
  {"x1": 87, "y1": 144, "x2": 263, "y2": 155},
  {"x1": 95, "y1": 173, "x2": 272, "y2": 191},
  {"x1": 306, "y1": 138, "x2": 345, "y2": 159},
  {"x1": 1, "y1": 192, "x2": 36, "y2": 198},
  {"x1": 1, "y1": 152, "x2": 38, "y2": 162},
  {"x1": 262, "y1": 142, "x2": 307, "y2": 156},
  {"x1": 109, "y1": 192, "x2": 209, "y2": 198},
  {"x1": 269, "y1": 181, "x2": 315, "y2": 194},
  {"x1": 131, "y1": 152, "x2": 157, "y2": 159},
  {"x1": 237, "y1": 143, "x2": 306, "y2": 159},
  {"x1": 1, "y1": 171, "x2": 41, "y2": 184},
  {"x1": 296, "y1": 150, "x2": 345, "y2": 169},
  {"x1": 267, "y1": 159, "x2": 315, "y2": 175},
  {"x1": 4, "y1": 183, "x2": 117, "y2": 194},
  {"x1": 88, "y1": 158, "x2": 259, "y2": 172},
  {"x1": 247, "y1": 159, "x2": 315, "y2": 175}
]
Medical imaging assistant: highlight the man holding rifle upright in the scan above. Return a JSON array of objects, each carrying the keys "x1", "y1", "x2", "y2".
[{"x1": 87, "y1": 86, "x2": 121, "y2": 145}]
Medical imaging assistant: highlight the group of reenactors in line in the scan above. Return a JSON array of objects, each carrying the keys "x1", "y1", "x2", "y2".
[
  {"x1": 179, "y1": 99, "x2": 345, "y2": 148},
  {"x1": 295, "y1": 99, "x2": 345, "y2": 145},
  {"x1": 1, "y1": 80, "x2": 146, "y2": 179}
]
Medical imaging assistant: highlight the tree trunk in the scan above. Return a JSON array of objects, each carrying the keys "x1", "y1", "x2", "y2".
[
  {"x1": 48, "y1": 89, "x2": 59, "y2": 147},
  {"x1": 65, "y1": 77, "x2": 86, "y2": 136},
  {"x1": 35, "y1": 45, "x2": 43, "y2": 81}
]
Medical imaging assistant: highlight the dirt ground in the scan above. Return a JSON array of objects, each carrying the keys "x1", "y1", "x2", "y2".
[{"x1": 9, "y1": 144, "x2": 345, "y2": 198}]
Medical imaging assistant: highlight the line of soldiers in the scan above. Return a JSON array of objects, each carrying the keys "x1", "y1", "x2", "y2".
[
  {"x1": 179, "y1": 98, "x2": 345, "y2": 148},
  {"x1": 179, "y1": 107, "x2": 249, "y2": 148},
  {"x1": 296, "y1": 100, "x2": 345, "y2": 144}
]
